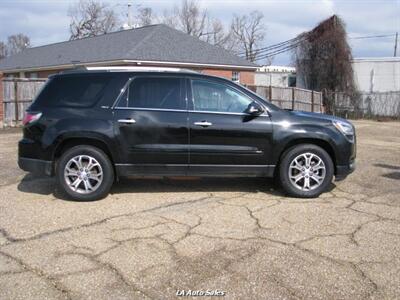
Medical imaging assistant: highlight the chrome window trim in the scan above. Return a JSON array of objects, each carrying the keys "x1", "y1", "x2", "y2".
[
  {"x1": 111, "y1": 75, "x2": 187, "y2": 110},
  {"x1": 111, "y1": 106, "x2": 268, "y2": 116},
  {"x1": 188, "y1": 110, "x2": 269, "y2": 117},
  {"x1": 111, "y1": 75, "x2": 271, "y2": 117},
  {"x1": 113, "y1": 107, "x2": 187, "y2": 113},
  {"x1": 111, "y1": 78, "x2": 132, "y2": 108}
]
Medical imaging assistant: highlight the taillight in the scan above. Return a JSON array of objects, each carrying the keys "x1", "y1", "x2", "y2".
[{"x1": 22, "y1": 112, "x2": 42, "y2": 126}]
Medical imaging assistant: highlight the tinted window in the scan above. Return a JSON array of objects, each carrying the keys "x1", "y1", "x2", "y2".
[
  {"x1": 32, "y1": 75, "x2": 111, "y2": 108},
  {"x1": 192, "y1": 80, "x2": 253, "y2": 113},
  {"x1": 118, "y1": 77, "x2": 184, "y2": 110}
]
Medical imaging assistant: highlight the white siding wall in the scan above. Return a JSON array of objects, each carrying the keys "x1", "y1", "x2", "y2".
[
  {"x1": 255, "y1": 72, "x2": 291, "y2": 87},
  {"x1": 353, "y1": 58, "x2": 400, "y2": 93}
]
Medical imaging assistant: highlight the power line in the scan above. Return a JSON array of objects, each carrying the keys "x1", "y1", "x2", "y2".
[
  {"x1": 238, "y1": 39, "x2": 304, "y2": 58},
  {"x1": 239, "y1": 38, "x2": 306, "y2": 61},
  {"x1": 239, "y1": 33, "x2": 398, "y2": 61},
  {"x1": 238, "y1": 38, "x2": 307, "y2": 60},
  {"x1": 236, "y1": 35, "x2": 304, "y2": 56},
  {"x1": 253, "y1": 44, "x2": 300, "y2": 61},
  {"x1": 349, "y1": 34, "x2": 396, "y2": 40}
]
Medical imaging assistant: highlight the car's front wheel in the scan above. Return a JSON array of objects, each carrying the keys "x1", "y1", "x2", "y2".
[
  {"x1": 56, "y1": 145, "x2": 114, "y2": 201},
  {"x1": 279, "y1": 144, "x2": 334, "y2": 198}
]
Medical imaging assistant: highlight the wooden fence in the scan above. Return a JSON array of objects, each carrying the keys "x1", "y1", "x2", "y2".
[
  {"x1": 246, "y1": 85, "x2": 323, "y2": 113},
  {"x1": 326, "y1": 91, "x2": 400, "y2": 119},
  {"x1": 2, "y1": 78, "x2": 47, "y2": 126},
  {"x1": 1, "y1": 79, "x2": 324, "y2": 127}
]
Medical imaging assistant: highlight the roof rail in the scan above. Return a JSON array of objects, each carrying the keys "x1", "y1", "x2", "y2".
[
  {"x1": 85, "y1": 66, "x2": 198, "y2": 73},
  {"x1": 60, "y1": 66, "x2": 88, "y2": 74}
]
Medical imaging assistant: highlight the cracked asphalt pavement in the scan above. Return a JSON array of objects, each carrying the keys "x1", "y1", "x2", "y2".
[{"x1": 0, "y1": 120, "x2": 399, "y2": 299}]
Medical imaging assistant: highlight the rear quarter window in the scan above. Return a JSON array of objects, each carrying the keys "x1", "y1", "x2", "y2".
[{"x1": 30, "y1": 74, "x2": 112, "y2": 109}]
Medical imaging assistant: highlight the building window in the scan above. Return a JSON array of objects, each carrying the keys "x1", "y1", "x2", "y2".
[
  {"x1": 232, "y1": 71, "x2": 240, "y2": 83},
  {"x1": 288, "y1": 75, "x2": 296, "y2": 87},
  {"x1": 29, "y1": 72, "x2": 38, "y2": 79}
]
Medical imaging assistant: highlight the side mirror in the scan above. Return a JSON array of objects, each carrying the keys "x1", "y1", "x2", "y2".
[{"x1": 245, "y1": 101, "x2": 264, "y2": 115}]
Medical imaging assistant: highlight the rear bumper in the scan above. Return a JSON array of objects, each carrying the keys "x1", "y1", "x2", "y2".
[
  {"x1": 18, "y1": 157, "x2": 53, "y2": 176},
  {"x1": 335, "y1": 160, "x2": 355, "y2": 181}
]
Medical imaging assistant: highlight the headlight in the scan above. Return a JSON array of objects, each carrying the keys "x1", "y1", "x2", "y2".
[{"x1": 332, "y1": 120, "x2": 354, "y2": 141}]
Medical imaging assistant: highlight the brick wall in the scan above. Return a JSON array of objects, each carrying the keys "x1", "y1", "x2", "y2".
[
  {"x1": 32, "y1": 66, "x2": 255, "y2": 86},
  {"x1": 0, "y1": 72, "x2": 3, "y2": 126},
  {"x1": 202, "y1": 69, "x2": 255, "y2": 85},
  {"x1": 28, "y1": 70, "x2": 66, "y2": 78},
  {"x1": 239, "y1": 71, "x2": 255, "y2": 85},
  {"x1": 5, "y1": 66, "x2": 255, "y2": 81},
  {"x1": 202, "y1": 69, "x2": 232, "y2": 80},
  {"x1": 4, "y1": 69, "x2": 68, "y2": 79}
]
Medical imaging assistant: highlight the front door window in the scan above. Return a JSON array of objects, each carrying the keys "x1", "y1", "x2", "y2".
[{"x1": 191, "y1": 80, "x2": 253, "y2": 113}]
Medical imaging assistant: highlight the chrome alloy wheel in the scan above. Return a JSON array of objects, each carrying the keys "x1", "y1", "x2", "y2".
[
  {"x1": 288, "y1": 152, "x2": 326, "y2": 191},
  {"x1": 64, "y1": 155, "x2": 103, "y2": 194}
]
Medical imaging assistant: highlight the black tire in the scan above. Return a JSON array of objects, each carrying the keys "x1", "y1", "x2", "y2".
[
  {"x1": 56, "y1": 145, "x2": 114, "y2": 201},
  {"x1": 279, "y1": 144, "x2": 334, "y2": 198}
]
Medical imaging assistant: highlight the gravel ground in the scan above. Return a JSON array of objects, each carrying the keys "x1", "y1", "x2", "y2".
[{"x1": 0, "y1": 120, "x2": 399, "y2": 299}]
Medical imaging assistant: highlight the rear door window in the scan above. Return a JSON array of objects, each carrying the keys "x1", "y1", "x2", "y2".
[
  {"x1": 116, "y1": 77, "x2": 185, "y2": 110},
  {"x1": 32, "y1": 74, "x2": 112, "y2": 108}
]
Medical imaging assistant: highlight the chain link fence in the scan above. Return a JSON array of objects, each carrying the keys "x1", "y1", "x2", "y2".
[{"x1": 325, "y1": 90, "x2": 400, "y2": 120}]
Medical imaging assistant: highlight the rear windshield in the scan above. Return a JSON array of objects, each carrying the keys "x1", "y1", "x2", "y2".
[{"x1": 30, "y1": 74, "x2": 112, "y2": 109}]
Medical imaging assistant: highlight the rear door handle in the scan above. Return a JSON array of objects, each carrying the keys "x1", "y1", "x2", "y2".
[
  {"x1": 194, "y1": 121, "x2": 212, "y2": 127},
  {"x1": 118, "y1": 118, "x2": 136, "y2": 124}
]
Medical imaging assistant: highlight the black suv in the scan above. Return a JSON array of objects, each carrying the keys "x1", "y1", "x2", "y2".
[{"x1": 18, "y1": 67, "x2": 356, "y2": 201}]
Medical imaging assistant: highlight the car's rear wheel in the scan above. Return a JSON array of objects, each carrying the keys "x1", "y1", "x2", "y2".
[
  {"x1": 56, "y1": 145, "x2": 114, "y2": 201},
  {"x1": 279, "y1": 144, "x2": 333, "y2": 198}
]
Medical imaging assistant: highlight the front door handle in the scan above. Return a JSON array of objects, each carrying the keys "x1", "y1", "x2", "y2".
[
  {"x1": 194, "y1": 121, "x2": 212, "y2": 127},
  {"x1": 118, "y1": 118, "x2": 136, "y2": 124}
]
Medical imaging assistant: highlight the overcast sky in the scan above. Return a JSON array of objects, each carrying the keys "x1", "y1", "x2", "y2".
[{"x1": 0, "y1": 0, "x2": 399, "y2": 65}]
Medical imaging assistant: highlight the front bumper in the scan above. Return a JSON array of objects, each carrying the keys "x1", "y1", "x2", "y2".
[
  {"x1": 335, "y1": 160, "x2": 355, "y2": 181},
  {"x1": 18, "y1": 157, "x2": 53, "y2": 176}
]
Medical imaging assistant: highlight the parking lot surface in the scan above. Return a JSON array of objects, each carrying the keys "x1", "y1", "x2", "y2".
[{"x1": 0, "y1": 120, "x2": 399, "y2": 299}]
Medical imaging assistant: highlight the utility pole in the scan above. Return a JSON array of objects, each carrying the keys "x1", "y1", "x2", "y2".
[
  {"x1": 394, "y1": 32, "x2": 398, "y2": 57},
  {"x1": 127, "y1": 3, "x2": 132, "y2": 29}
]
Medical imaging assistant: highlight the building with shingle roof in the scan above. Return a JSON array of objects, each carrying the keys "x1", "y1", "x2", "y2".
[{"x1": 0, "y1": 24, "x2": 258, "y2": 84}]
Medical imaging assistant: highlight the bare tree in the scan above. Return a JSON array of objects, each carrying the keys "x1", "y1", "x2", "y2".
[
  {"x1": 68, "y1": 0, "x2": 119, "y2": 40},
  {"x1": 205, "y1": 19, "x2": 232, "y2": 48},
  {"x1": 173, "y1": 0, "x2": 208, "y2": 37},
  {"x1": 7, "y1": 34, "x2": 31, "y2": 55},
  {"x1": 230, "y1": 11, "x2": 265, "y2": 61},
  {"x1": 136, "y1": 7, "x2": 155, "y2": 26},
  {"x1": 66, "y1": 0, "x2": 265, "y2": 58},
  {"x1": 263, "y1": 55, "x2": 274, "y2": 66},
  {"x1": 161, "y1": 8, "x2": 177, "y2": 29},
  {"x1": 0, "y1": 41, "x2": 7, "y2": 59},
  {"x1": 161, "y1": 0, "x2": 230, "y2": 48}
]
